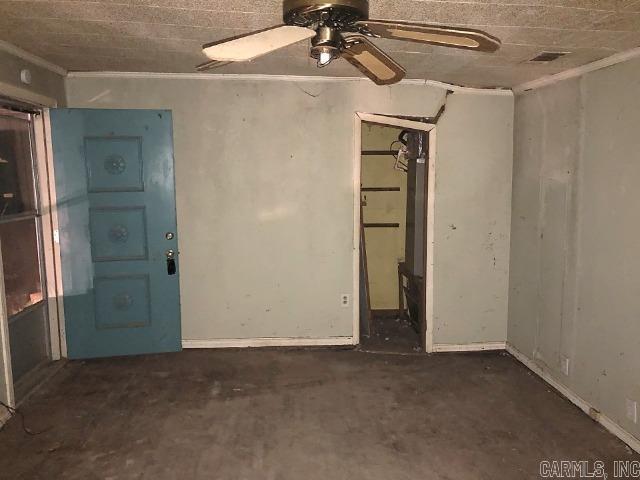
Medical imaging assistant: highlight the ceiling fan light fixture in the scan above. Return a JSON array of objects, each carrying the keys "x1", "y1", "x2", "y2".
[
  {"x1": 196, "y1": 0, "x2": 502, "y2": 85},
  {"x1": 318, "y1": 50, "x2": 335, "y2": 67}
]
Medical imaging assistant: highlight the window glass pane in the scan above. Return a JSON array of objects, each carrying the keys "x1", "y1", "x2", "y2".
[
  {"x1": 0, "y1": 218, "x2": 43, "y2": 317},
  {"x1": 0, "y1": 115, "x2": 36, "y2": 216}
]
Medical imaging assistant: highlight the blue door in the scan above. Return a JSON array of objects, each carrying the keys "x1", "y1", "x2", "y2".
[{"x1": 50, "y1": 109, "x2": 181, "y2": 359}]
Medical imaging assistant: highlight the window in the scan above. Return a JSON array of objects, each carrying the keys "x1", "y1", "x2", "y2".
[
  {"x1": 0, "y1": 114, "x2": 36, "y2": 217},
  {"x1": 0, "y1": 111, "x2": 43, "y2": 318},
  {"x1": 0, "y1": 107, "x2": 50, "y2": 387},
  {"x1": 0, "y1": 110, "x2": 43, "y2": 318}
]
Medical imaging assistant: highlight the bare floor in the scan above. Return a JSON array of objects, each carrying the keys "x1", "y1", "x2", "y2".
[
  {"x1": 361, "y1": 314, "x2": 422, "y2": 354},
  {"x1": 0, "y1": 349, "x2": 637, "y2": 480}
]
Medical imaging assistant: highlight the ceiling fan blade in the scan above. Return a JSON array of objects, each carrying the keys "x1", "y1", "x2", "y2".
[
  {"x1": 355, "y1": 20, "x2": 501, "y2": 52},
  {"x1": 196, "y1": 59, "x2": 232, "y2": 72},
  {"x1": 342, "y1": 35, "x2": 406, "y2": 86},
  {"x1": 202, "y1": 25, "x2": 316, "y2": 62}
]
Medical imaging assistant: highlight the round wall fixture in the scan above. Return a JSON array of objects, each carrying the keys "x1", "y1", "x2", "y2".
[{"x1": 20, "y1": 69, "x2": 32, "y2": 85}]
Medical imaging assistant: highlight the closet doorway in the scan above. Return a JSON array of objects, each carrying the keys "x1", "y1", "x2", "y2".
[{"x1": 355, "y1": 114, "x2": 435, "y2": 353}]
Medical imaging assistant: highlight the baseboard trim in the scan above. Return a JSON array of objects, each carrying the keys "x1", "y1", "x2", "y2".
[
  {"x1": 507, "y1": 344, "x2": 640, "y2": 454},
  {"x1": 182, "y1": 336, "x2": 355, "y2": 349},
  {"x1": 432, "y1": 341, "x2": 506, "y2": 353}
]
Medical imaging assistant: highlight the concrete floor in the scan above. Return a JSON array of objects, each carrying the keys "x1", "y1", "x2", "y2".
[
  {"x1": 0, "y1": 349, "x2": 637, "y2": 480},
  {"x1": 361, "y1": 314, "x2": 422, "y2": 354}
]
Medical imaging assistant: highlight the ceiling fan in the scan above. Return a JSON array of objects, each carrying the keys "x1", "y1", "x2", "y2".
[{"x1": 196, "y1": 0, "x2": 501, "y2": 86}]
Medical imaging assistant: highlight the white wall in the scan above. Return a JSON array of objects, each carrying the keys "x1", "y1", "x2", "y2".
[
  {"x1": 65, "y1": 75, "x2": 513, "y2": 345},
  {"x1": 434, "y1": 93, "x2": 513, "y2": 346},
  {"x1": 509, "y1": 57, "x2": 640, "y2": 443}
]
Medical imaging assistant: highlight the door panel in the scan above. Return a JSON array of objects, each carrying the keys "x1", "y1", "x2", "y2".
[
  {"x1": 89, "y1": 207, "x2": 148, "y2": 261},
  {"x1": 50, "y1": 109, "x2": 181, "y2": 359}
]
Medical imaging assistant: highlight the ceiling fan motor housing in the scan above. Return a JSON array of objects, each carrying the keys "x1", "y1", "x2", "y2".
[{"x1": 283, "y1": 0, "x2": 369, "y2": 29}]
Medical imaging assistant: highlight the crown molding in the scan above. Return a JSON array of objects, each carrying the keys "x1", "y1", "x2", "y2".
[
  {"x1": 513, "y1": 47, "x2": 640, "y2": 95},
  {"x1": 0, "y1": 40, "x2": 67, "y2": 77},
  {"x1": 66, "y1": 71, "x2": 513, "y2": 96}
]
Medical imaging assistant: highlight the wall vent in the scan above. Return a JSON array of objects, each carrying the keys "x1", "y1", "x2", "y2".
[{"x1": 529, "y1": 51, "x2": 570, "y2": 62}]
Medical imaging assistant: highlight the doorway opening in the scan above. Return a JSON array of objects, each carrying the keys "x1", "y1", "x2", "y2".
[{"x1": 355, "y1": 114, "x2": 435, "y2": 353}]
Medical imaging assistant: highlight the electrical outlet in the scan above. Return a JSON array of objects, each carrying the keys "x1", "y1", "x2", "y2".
[
  {"x1": 560, "y1": 356, "x2": 570, "y2": 376},
  {"x1": 340, "y1": 294, "x2": 351, "y2": 308},
  {"x1": 626, "y1": 399, "x2": 638, "y2": 424}
]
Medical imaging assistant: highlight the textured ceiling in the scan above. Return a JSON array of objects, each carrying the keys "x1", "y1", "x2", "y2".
[{"x1": 1, "y1": 0, "x2": 639, "y2": 88}]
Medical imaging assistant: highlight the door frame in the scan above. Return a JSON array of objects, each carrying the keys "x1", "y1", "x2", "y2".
[
  {"x1": 36, "y1": 110, "x2": 66, "y2": 360},
  {"x1": 353, "y1": 113, "x2": 436, "y2": 353},
  {"x1": 0, "y1": 86, "x2": 65, "y2": 411}
]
